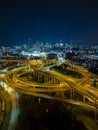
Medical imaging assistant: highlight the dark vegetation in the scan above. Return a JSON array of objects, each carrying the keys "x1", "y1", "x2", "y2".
[
  {"x1": 15, "y1": 94, "x2": 88, "y2": 130},
  {"x1": 52, "y1": 64, "x2": 82, "y2": 78},
  {"x1": 89, "y1": 68, "x2": 98, "y2": 76}
]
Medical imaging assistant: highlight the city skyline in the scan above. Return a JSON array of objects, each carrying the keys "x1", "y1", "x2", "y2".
[{"x1": 0, "y1": 0, "x2": 98, "y2": 46}]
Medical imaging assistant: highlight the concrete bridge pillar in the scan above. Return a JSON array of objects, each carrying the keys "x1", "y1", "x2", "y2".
[
  {"x1": 40, "y1": 73, "x2": 42, "y2": 83},
  {"x1": 53, "y1": 79, "x2": 56, "y2": 84},
  {"x1": 47, "y1": 76, "x2": 48, "y2": 82},
  {"x1": 58, "y1": 80, "x2": 60, "y2": 84},
  {"x1": 59, "y1": 80, "x2": 61, "y2": 84},
  {"x1": 47, "y1": 75, "x2": 49, "y2": 82},
  {"x1": 40, "y1": 73, "x2": 43, "y2": 83},
  {"x1": 61, "y1": 92, "x2": 65, "y2": 98},
  {"x1": 36, "y1": 72, "x2": 38, "y2": 81},
  {"x1": 38, "y1": 98, "x2": 41, "y2": 104},
  {"x1": 49, "y1": 77, "x2": 51, "y2": 83},
  {"x1": 51, "y1": 78, "x2": 54, "y2": 84},
  {"x1": 54, "y1": 79, "x2": 56, "y2": 84},
  {"x1": 33, "y1": 70, "x2": 36, "y2": 80},
  {"x1": 70, "y1": 89, "x2": 73, "y2": 98},
  {"x1": 45, "y1": 75, "x2": 48, "y2": 82},
  {"x1": 48, "y1": 76, "x2": 50, "y2": 83},
  {"x1": 95, "y1": 106, "x2": 98, "y2": 120},
  {"x1": 42, "y1": 74, "x2": 44, "y2": 83},
  {"x1": 70, "y1": 89, "x2": 74, "y2": 98},
  {"x1": 52, "y1": 79, "x2": 54, "y2": 84},
  {"x1": 83, "y1": 96, "x2": 85, "y2": 102},
  {"x1": 95, "y1": 111, "x2": 97, "y2": 120},
  {"x1": 37, "y1": 73, "x2": 40, "y2": 82},
  {"x1": 72, "y1": 89, "x2": 74, "y2": 98},
  {"x1": 57, "y1": 80, "x2": 59, "y2": 84},
  {"x1": 34, "y1": 70, "x2": 38, "y2": 81},
  {"x1": 55, "y1": 79, "x2": 57, "y2": 84}
]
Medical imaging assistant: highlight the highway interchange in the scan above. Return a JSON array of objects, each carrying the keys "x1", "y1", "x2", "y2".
[
  {"x1": 3, "y1": 60, "x2": 98, "y2": 109},
  {"x1": 0, "y1": 59, "x2": 98, "y2": 129}
]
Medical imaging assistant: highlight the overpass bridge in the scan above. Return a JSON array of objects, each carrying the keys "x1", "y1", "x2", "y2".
[
  {"x1": 2, "y1": 59, "x2": 98, "y2": 121},
  {"x1": 2, "y1": 59, "x2": 98, "y2": 129},
  {"x1": 5, "y1": 66, "x2": 69, "y2": 93},
  {"x1": 4, "y1": 65, "x2": 98, "y2": 109}
]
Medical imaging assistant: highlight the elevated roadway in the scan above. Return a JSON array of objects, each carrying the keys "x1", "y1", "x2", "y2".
[
  {"x1": 1, "y1": 59, "x2": 98, "y2": 129},
  {"x1": 4, "y1": 60, "x2": 98, "y2": 109}
]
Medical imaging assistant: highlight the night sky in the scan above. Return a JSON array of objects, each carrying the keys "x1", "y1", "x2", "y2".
[{"x1": 0, "y1": 0, "x2": 98, "y2": 46}]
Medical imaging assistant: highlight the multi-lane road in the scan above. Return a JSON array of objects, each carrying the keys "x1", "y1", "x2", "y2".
[
  {"x1": 3, "y1": 59, "x2": 98, "y2": 109},
  {"x1": 1, "y1": 59, "x2": 98, "y2": 129}
]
